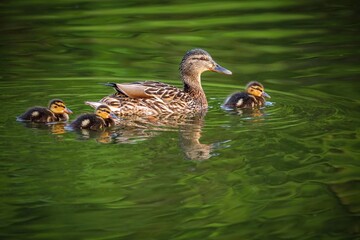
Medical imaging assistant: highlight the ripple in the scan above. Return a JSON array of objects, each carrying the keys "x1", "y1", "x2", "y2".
[{"x1": 1, "y1": 1, "x2": 359, "y2": 239}]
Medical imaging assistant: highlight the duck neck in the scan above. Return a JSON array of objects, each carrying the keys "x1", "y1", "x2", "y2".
[{"x1": 182, "y1": 73, "x2": 208, "y2": 109}]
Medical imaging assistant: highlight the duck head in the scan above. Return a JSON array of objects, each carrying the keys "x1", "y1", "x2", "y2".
[
  {"x1": 49, "y1": 99, "x2": 73, "y2": 114},
  {"x1": 180, "y1": 49, "x2": 232, "y2": 77},
  {"x1": 95, "y1": 105, "x2": 118, "y2": 120},
  {"x1": 246, "y1": 81, "x2": 271, "y2": 98}
]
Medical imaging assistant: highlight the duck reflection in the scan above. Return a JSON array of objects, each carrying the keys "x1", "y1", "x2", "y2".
[
  {"x1": 113, "y1": 113, "x2": 213, "y2": 158},
  {"x1": 69, "y1": 111, "x2": 216, "y2": 160},
  {"x1": 70, "y1": 128, "x2": 114, "y2": 143},
  {"x1": 178, "y1": 112, "x2": 214, "y2": 161}
]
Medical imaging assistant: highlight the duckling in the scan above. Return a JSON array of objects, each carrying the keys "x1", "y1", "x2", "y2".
[
  {"x1": 17, "y1": 99, "x2": 72, "y2": 123},
  {"x1": 70, "y1": 105, "x2": 117, "y2": 130},
  {"x1": 85, "y1": 49, "x2": 232, "y2": 117},
  {"x1": 223, "y1": 81, "x2": 271, "y2": 109}
]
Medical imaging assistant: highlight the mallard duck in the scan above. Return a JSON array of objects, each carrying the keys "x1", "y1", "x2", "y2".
[
  {"x1": 86, "y1": 49, "x2": 232, "y2": 117},
  {"x1": 70, "y1": 105, "x2": 117, "y2": 130},
  {"x1": 17, "y1": 99, "x2": 72, "y2": 123},
  {"x1": 223, "y1": 81, "x2": 271, "y2": 109}
]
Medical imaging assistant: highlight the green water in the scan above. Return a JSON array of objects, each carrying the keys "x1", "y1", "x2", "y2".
[{"x1": 1, "y1": 0, "x2": 359, "y2": 239}]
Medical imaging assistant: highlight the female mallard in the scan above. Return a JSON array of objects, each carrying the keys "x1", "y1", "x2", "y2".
[
  {"x1": 17, "y1": 99, "x2": 72, "y2": 123},
  {"x1": 86, "y1": 49, "x2": 232, "y2": 117},
  {"x1": 223, "y1": 81, "x2": 271, "y2": 109},
  {"x1": 70, "y1": 105, "x2": 117, "y2": 130}
]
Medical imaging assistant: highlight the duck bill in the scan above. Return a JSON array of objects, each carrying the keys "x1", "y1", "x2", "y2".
[
  {"x1": 110, "y1": 112, "x2": 119, "y2": 120},
  {"x1": 211, "y1": 64, "x2": 232, "y2": 75},
  {"x1": 262, "y1": 92, "x2": 271, "y2": 98},
  {"x1": 64, "y1": 108, "x2": 73, "y2": 114}
]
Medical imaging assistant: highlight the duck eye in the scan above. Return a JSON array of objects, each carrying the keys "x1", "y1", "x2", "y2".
[{"x1": 192, "y1": 57, "x2": 208, "y2": 61}]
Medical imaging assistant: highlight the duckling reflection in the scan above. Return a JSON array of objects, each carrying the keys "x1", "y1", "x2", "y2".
[
  {"x1": 72, "y1": 128, "x2": 115, "y2": 143},
  {"x1": 18, "y1": 121, "x2": 67, "y2": 135},
  {"x1": 232, "y1": 108, "x2": 266, "y2": 118},
  {"x1": 48, "y1": 122, "x2": 67, "y2": 134}
]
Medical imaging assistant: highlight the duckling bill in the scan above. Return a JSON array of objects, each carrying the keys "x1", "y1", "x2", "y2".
[
  {"x1": 70, "y1": 105, "x2": 117, "y2": 130},
  {"x1": 223, "y1": 81, "x2": 270, "y2": 109},
  {"x1": 17, "y1": 99, "x2": 72, "y2": 123}
]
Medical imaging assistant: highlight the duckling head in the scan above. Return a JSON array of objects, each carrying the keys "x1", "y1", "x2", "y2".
[
  {"x1": 95, "y1": 105, "x2": 117, "y2": 119},
  {"x1": 49, "y1": 99, "x2": 73, "y2": 114},
  {"x1": 246, "y1": 81, "x2": 271, "y2": 98},
  {"x1": 180, "y1": 49, "x2": 232, "y2": 78}
]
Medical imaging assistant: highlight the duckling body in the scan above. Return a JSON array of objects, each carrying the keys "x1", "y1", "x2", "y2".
[
  {"x1": 17, "y1": 99, "x2": 72, "y2": 123},
  {"x1": 86, "y1": 49, "x2": 232, "y2": 117},
  {"x1": 223, "y1": 81, "x2": 270, "y2": 109},
  {"x1": 70, "y1": 114, "x2": 114, "y2": 130},
  {"x1": 70, "y1": 105, "x2": 116, "y2": 130}
]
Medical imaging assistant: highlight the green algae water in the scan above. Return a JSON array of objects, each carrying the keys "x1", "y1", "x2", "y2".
[{"x1": 1, "y1": 0, "x2": 359, "y2": 239}]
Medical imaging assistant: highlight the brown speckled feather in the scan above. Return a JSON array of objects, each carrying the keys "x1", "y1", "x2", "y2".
[
  {"x1": 89, "y1": 49, "x2": 232, "y2": 118},
  {"x1": 100, "y1": 81, "x2": 196, "y2": 116}
]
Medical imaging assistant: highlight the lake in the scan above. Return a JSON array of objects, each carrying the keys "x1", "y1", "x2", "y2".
[{"x1": 0, "y1": 0, "x2": 359, "y2": 239}]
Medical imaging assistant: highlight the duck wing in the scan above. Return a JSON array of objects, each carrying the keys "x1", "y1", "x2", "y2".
[
  {"x1": 106, "y1": 82, "x2": 152, "y2": 98},
  {"x1": 106, "y1": 81, "x2": 182, "y2": 102}
]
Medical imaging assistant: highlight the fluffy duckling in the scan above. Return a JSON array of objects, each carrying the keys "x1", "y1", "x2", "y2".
[
  {"x1": 223, "y1": 81, "x2": 271, "y2": 109},
  {"x1": 70, "y1": 105, "x2": 117, "y2": 130},
  {"x1": 17, "y1": 99, "x2": 72, "y2": 123}
]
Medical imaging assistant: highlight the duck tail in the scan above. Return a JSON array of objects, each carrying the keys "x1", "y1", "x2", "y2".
[
  {"x1": 85, "y1": 101, "x2": 102, "y2": 109},
  {"x1": 104, "y1": 82, "x2": 126, "y2": 95},
  {"x1": 104, "y1": 82, "x2": 117, "y2": 88}
]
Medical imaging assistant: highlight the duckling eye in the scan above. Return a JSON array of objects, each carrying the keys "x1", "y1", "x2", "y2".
[
  {"x1": 253, "y1": 87, "x2": 263, "y2": 92},
  {"x1": 200, "y1": 57, "x2": 208, "y2": 61},
  {"x1": 53, "y1": 103, "x2": 65, "y2": 109}
]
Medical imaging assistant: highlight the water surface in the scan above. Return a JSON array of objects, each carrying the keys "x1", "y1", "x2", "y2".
[{"x1": 0, "y1": 0, "x2": 359, "y2": 239}]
